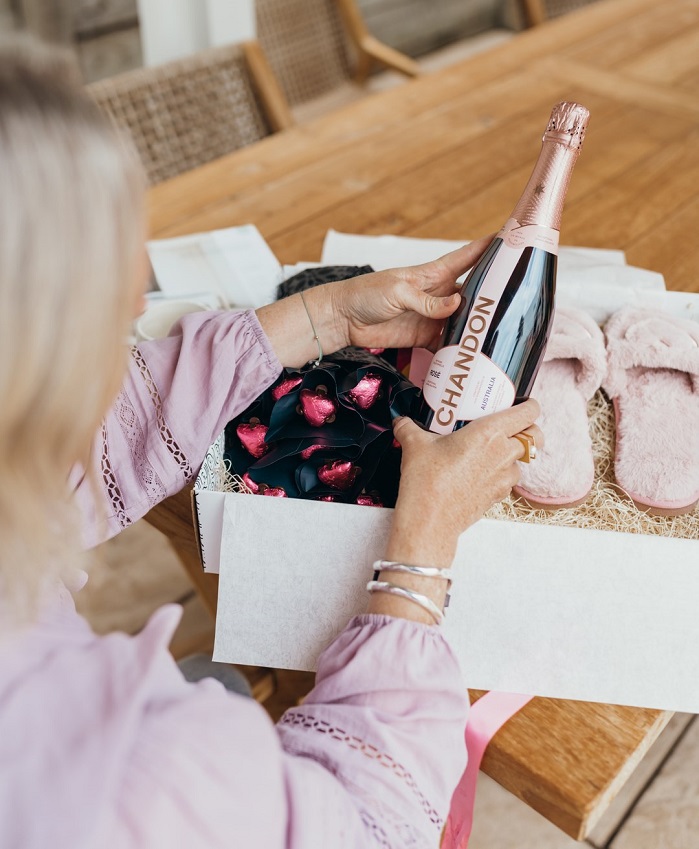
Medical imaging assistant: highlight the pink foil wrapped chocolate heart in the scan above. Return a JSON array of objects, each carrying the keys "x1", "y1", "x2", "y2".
[
  {"x1": 241, "y1": 472, "x2": 260, "y2": 494},
  {"x1": 272, "y1": 376, "x2": 302, "y2": 401},
  {"x1": 317, "y1": 460, "x2": 360, "y2": 491},
  {"x1": 301, "y1": 443, "x2": 325, "y2": 460},
  {"x1": 262, "y1": 486, "x2": 287, "y2": 497},
  {"x1": 299, "y1": 387, "x2": 337, "y2": 427},
  {"x1": 236, "y1": 422, "x2": 270, "y2": 458},
  {"x1": 317, "y1": 495, "x2": 337, "y2": 502},
  {"x1": 348, "y1": 373, "x2": 382, "y2": 410},
  {"x1": 356, "y1": 493, "x2": 383, "y2": 507}
]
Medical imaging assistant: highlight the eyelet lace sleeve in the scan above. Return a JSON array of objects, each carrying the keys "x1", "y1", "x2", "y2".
[
  {"x1": 100, "y1": 420, "x2": 131, "y2": 530},
  {"x1": 278, "y1": 712, "x2": 444, "y2": 828},
  {"x1": 277, "y1": 614, "x2": 469, "y2": 848},
  {"x1": 129, "y1": 346, "x2": 192, "y2": 480},
  {"x1": 76, "y1": 309, "x2": 282, "y2": 546}
]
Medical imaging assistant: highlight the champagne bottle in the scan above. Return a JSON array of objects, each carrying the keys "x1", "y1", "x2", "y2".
[{"x1": 418, "y1": 101, "x2": 589, "y2": 433}]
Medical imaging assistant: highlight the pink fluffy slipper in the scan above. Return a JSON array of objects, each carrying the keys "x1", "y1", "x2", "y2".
[
  {"x1": 603, "y1": 307, "x2": 699, "y2": 516},
  {"x1": 513, "y1": 307, "x2": 607, "y2": 508}
]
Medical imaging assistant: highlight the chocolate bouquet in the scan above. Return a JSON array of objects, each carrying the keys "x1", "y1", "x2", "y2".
[{"x1": 224, "y1": 267, "x2": 418, "y2": 508}]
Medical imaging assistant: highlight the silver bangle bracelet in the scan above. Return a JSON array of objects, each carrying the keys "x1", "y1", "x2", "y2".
[
  {"x1": 366, "y1": 580, "x2": 445, "y2": 625},
  {"x1": 372, "y1": 559, "x2": 453, "y2": 587}
]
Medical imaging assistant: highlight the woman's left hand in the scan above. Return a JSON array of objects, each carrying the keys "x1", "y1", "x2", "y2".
[
  {"x1": 256, "y1": 236, "x2": 492, "y2": 367},
  {"x1": 329, "y1": 235, "x2": 492, "y2": 351}
]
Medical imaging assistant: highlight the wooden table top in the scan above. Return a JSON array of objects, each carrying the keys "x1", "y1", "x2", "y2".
[{"x1": 146, "y1": 0, "x2": 699, "y2": 838}]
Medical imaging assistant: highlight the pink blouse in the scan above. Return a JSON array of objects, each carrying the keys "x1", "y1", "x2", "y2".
[{"x1": 0, "y1": 310, "x2": 469, "y2": 849}]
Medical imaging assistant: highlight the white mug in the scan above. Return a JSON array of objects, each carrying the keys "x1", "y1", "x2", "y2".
[{"x1": 134, "y1": 299, "x2": 209, "y2": 343}]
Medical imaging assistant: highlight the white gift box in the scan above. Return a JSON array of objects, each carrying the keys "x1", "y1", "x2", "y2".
[
  {"x1": 192, "y1": 439, "x2": 699, "y2": 714},
  {"x1": 189, "y1": 236, "x2": 699, "y2": 714}
]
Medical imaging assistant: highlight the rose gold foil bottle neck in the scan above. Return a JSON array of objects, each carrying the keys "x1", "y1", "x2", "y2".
[
  {"x1": 510, "y1": 101, "x2": 589, "y2": 231},
  {"x1": 543, "y1": 101, "x2": 589, "y2": 149}
]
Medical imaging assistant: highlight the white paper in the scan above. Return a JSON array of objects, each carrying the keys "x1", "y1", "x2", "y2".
[
  {"x1": 320, "y1": 230, "x2": 665, "y2": 302},
  {"x1": 321, "y1": 229, "x2": 630, "y2": 274},
  {"x1": 143, "y1": 290, "x2": 223, "y2": 309},
  {"x1": 147, "y1": 224, "x2": 282, "y2": 308},
  {"x1": 555, "y1": 263, "x2": 665, "y2": 292},
  {"x1": 322, "y1": 231, "x2": 475, "y2": 270},
  {"x1": 213, "y1": 494, "x2": 699, "y2": 713},
  {"x1": 557, "y1": 285, "x2": 699, "y2": 324}
]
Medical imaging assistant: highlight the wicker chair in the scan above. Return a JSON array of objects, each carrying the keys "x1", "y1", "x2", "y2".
[
  {"x1": 87, "y1": 41, "x2": 292, "y2": 184},
  {"x1": 518, "y1": 0, "x2": 605, "y2": 26},
  {"x1": 255, "y1": 0, "x2": 420, "y2": 108}
]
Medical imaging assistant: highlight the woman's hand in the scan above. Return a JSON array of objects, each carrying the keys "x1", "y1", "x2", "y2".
[
  {"x1": 387, "y1": 400, "x2": 543, "y2": 571},
  {"x1": 256, "y1": 237, "x2": 492, "y2": 367},
  {"x1": 329, "y1": 236, "x2": 493, "y2": 351}
]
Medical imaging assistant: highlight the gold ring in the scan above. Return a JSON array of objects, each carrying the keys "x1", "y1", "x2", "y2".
[{"x1": 514, "y1": 431, "x2": 537, "y2": 463}]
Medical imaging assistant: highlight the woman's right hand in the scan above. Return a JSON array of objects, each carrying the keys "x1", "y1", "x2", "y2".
[{"x1": 386, "y1": 399, "x2": 543, "y2": 570}]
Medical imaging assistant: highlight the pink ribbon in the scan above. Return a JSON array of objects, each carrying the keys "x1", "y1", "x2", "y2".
[{"x1": 443, "y1": 691, "x2": 534, "y2": 849}]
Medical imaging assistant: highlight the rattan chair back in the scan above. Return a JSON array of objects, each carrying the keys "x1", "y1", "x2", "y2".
[
  {"x1": 542, "y1": 0, "x2": 604, "y2": 17},
  {"x1": 88, "y1": 43, "x2": 273, "y2": 184},
  {"x1": 256, "y1": 0, "x2": 353, "y2": 106},
  {"x1": 519, "y1": 0, "x2": 604, "y2": 26}
]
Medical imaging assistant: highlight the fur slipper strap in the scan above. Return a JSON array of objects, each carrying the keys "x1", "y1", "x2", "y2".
[
  {"x1": 604, "y1": 307, "x2": 699, "y2": 397},
  {"x1": 543, "y1": 307, "x2": 607, "y2": 400}
]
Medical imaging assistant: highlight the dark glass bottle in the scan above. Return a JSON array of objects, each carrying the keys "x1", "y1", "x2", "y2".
[{"x1": 418, "y1": 101, "x2": 589, "y2": 433}]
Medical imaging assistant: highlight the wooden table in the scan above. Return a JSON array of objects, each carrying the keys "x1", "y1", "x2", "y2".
[{"x1": 146, "y1": 0, "x2": 699, "y2": 838}]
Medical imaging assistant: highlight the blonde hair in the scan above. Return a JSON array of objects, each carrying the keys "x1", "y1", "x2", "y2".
[{"x1": 0, "y1": 38, "x2": 146, "y2": 624}]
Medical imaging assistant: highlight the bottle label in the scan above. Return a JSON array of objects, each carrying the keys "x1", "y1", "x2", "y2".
[
  {"x1": 499, "y1": 219, "x2": 560, "y2": 252},
  {"x1": 422, "y1": 222, "x2": 558, "y2": 434},
  {"x1": 423, "y1": 349, "x2": 516, "y2": 430}
]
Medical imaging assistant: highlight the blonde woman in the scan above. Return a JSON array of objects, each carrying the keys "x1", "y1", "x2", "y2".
[{"x1": 0, "y1": 40, "x2": 541, "y2": 849}]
